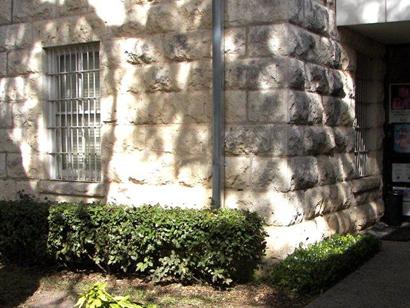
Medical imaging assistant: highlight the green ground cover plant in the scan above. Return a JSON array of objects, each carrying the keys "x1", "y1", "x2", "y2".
[
  {"x1": 270, "y1": 233, "x2": 381, "y2": 295},
  {"x1": 75, "y1": 282, "x2": 156, "y2": 308}
]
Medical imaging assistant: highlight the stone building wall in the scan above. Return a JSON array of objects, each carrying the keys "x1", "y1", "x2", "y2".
[
  {"x1": 0, "y1": 0, "x2": 386, "y2": 259},
  {"x1": 0, "y1": 0, "x2": 215, "y2": 207},
  {"x1": 223, "y1": 0, "x2": 385, "y2": 258}
]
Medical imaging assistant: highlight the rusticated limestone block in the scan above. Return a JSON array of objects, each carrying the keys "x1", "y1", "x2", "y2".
[
  {"x1": 327, "y1": 69, "x2": 346, "y2": 97},
  {"x1": 334, "y1": 153, "x2": 359, "y2": 181},
  {"x1": 13, "y1": 0, "x2": 57, "y2": 22},
  {"x1": 0, "y1": 0, "x2": 11, "y2": 25},
  {"x1": 225, "y1": 156, "x2": 251, "y2": 190},
  {"x1": 289, "y1": 156, "x2": 318, "y2": 190},
  {"x1": 0, "y1": 179, "x2": 39, "y2": 201},
  {"x1": 0, "y1": 75, "x2": 42, "y2": 102},
  {"x1": 177, "y1": 158, "x2": 212, "y2": 188},
  {"x1": 248, "y1": 90, "x2": 287, "y2": 123},
  {"x1": 115, "y1": 91, "x2": 210, "y2": 125},
  {"x1": 325, "y1": 200, "x2": 384, "y2": 233},
  {"x1": 39, "y1": 180, "x2": 105, "y2": 197},
  {"x1": 226, "y1": 0, "x2": 293, "y2": 26},
  {"x1": 355, "y1": 190, "x2": 382, "y2": 206},
  {"x1": 340, "y1": 45, "x2": 357, "y2": 72},
  {"x1": 316, "y1": 36, "x2": 342, "y2": 69},
  {"x1": 122, "y1": 37, "x2": 163, "y2": 65},
  {"x1": 0, "y1": 52, "x2": 6, "y2": 77},
  {"x1": 32, "y1": 19, "x2": 67, "y2": 46},
  {"x1": 334, "y1": 127, "x2": 355, "y2": 153},
  {"x1": 0, "y1": 23, "x2": 33, "y2": 51},
  {"x1": 288, "y1": 91, "x2": 309, "y2": 124},
  {"x1": 143, "y1": 124, "x2": 211, "y2": 156},
  {"x1": 11, "y1": 99, "x2": 43, "y2": 128},
  {"x1": 225, "y1": 125, "x2": 288, "y2": 156},
  {"x1": 69, "y1": 15, "x2": 110, "y2": 43},
  {"x1": 322, "y1": 96, "x2": 355, "y2": 126},
  {"x1": 288, "y1": 91, "x2": 323, "y2": 125},
  {"x1": 106, "y1": 182, "x2": 211, "y2": 208},
  {"x1": 143, "y1": 61, "x2": 212, "y2": 92},
  {"x1": 251, "y1": 157, "x2": 291, "y2": 192},
  {"x1": 303, "y1": 126, "x2": 335, "y2": 155},
  {"x1": 316, "y1": 156, "x2": 338, "y2": 186},
  {"x1": 0, "y1": 129, "x2": 17, "y2": 152},
  {"x1": 140, "y1": 0, "x2": 211, "y2": 34},
  {"x1": 265, "y1": 217, "x2": 332, "y2": 259},
  {"x1": 367, "y1": 151, "x2": 383, "y2": 176},
  {"x1": 300, "y1": 0, "x2": 329, "y2": 35},
  {"x1": 224, "y1": 27, "x2": 246, "y2": 56},
  {"x1": 0, "y1": 102, "x2": 13, "y2": 129},
  {"x1": 0, "y1": 153, "x2": 6, "y2": 178},
  {"x1": 248, "y1": 24, "x2": 291, "y2": 57},
  {"x1": 305, "y1": 64, "x2": 329, "y2": 94},
  {"x1": 41, "y1": 194, "x2": 102, "y2": 204},
  {"x1": 287, "y1": 126, "x2": 304, "y2": 156},
  {"x1": 8, "y1": 48, "x2": 43, "y2": 76},
  {"x1": 225, "y1": 91, "x2": 247, "y2": 123},
  {"x1": 35, "y1": 15, "x2": 106, "y2": 46},
  {"x1": 351, "y1": 176, "x2": 382, "y2": 195},
  {"x1": 107, "y1": 152, "x2": 176, "y2": 185},
  {"x1": 0, "y1": 127, "x2": 40, "y2": 153},
  {"x1": 57, "y1": 0, "x2": 90, "y2": 17},
  {"x1": 225, "y1": 189, "x2": 304, "y2": 226},
  {"x1": 146, "y1": 4, "x2": 184, "y2": 33},
  {"x1": 163, "y1": 31, "x2": 211, "y2": 61},
  {"x1": 265, "y1": 200, "x2": 384, "y2": 259},
  {"x1": 6, "y1": 153, "x2": 45, "y2": 179},
  {"x1": 226, "y1": 57, "x2": 304, "y2": 90},
  {"x1": 248, "y1": 24, "x2": 343, "y2": 69},
  {"x1": 101, "y1": 124, "x2": 146, "y2": 154}
]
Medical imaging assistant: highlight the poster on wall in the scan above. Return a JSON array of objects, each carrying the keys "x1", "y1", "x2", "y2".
[
  {"x1": 390, "y1": 83, "x2": 410, "y2": 123},
  {"x1": 392, "y1": 163, "x2": 410, "y2": 182},
  {"x1": 394, "y1": 124, "x2": 410, "y2": 153},
  {"x1": 393, "y1": 187, "x2": 410, "y2": 216}
]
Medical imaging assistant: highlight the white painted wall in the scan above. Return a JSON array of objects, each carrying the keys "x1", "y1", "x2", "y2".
[{"x1": 337, "y1": 0, "x2": 410, "y2": 25}]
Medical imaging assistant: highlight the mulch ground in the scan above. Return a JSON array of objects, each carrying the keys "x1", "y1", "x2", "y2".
[{"x1": 0, "y1": 265, "x2": 311, "y2": 307}]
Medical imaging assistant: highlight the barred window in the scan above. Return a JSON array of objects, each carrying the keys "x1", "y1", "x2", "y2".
[
  {"x1": 355, "y1": 78, "x2": 369, "y2": 177},
  {"x1": 46, "y1": 43, "x2": 101, "y2": 182}
]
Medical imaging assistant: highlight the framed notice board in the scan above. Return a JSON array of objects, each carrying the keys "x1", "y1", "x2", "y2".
[{"x1": 390, "y1": 83, "x2": 410, "y2": 123}]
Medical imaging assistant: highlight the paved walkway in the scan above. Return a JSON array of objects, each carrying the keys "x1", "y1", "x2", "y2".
[{"x1": 307, "y1": 240, "x2": 410, "y2": 308}]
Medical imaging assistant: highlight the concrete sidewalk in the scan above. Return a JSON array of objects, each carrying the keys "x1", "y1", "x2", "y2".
[{"x1": 306, "y1": 240, "x2": 410, "y2": 308}]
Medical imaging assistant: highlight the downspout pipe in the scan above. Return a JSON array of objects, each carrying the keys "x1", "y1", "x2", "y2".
[{"x1": 211, "y1": 0, "x2": 225, "y2": 209}]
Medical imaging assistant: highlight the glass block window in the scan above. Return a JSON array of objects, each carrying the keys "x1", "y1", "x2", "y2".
[{"x1": 46, "y1": 43, "x2": 101, "y2": 182}]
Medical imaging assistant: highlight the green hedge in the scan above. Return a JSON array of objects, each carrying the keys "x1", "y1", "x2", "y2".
[
  {"x1": 0, "y1": 199, "x2": 50, "y2": 265},
  {"x1": 270, "y1": 233, "x2": 380, "y2": 294},
  {"x1": 46, "y1": 203, "x2": 266, "y2": 286}
]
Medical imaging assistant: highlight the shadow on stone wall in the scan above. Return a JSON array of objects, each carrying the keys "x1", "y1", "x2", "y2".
[
  {"x1": 0, "y1": 0, "x2": 385, "y2": 261},
  {"x1": 1, "y1": 0, "x2": 213, "y2": 207}
]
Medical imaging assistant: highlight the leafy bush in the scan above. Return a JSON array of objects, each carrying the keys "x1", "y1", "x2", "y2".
[
  {"x1": 75, "y1": 282, "x2": 156, "y2": 308},
  {"x1": 0, "y1": 196, "x2": 50, "y2": 265},
  {"x1": 270, "y1": 233, "x2": 380, "y2": 295},
  {"x1": 48, "y1": 204, "x2": 266, "y2": 286}
]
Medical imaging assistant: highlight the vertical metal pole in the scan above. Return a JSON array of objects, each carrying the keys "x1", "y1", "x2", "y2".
[{"x1": 212, "y1": 0, "x2": 225, "y2": 209}]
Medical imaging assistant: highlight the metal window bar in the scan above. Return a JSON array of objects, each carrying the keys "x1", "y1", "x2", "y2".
[
  {"x1": 46, "y1": 43, "x2": 101, "y2": 182},
  {"x1": 355, "y1": 79, "x2": 369, "y2": 177}
]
